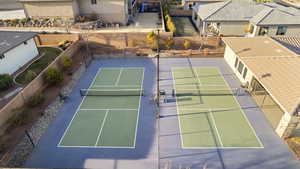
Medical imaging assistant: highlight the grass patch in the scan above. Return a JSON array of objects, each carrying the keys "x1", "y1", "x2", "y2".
[{"x1": 15, "y1": 47, "x2": 62, "y2": 85}]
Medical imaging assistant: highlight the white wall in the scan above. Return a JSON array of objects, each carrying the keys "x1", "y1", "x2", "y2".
[
  {"x1": 223, "y1": 45, "x2": 253, "y2": 85},
  {"x1": 0, "y1": 38, "x2": 38, "y2": 75}
]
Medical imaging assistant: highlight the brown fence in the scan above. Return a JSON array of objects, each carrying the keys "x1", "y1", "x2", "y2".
[
  {"x1": 0, "y1": 41, "x2": 81, "y2": 129},
  {"x1": 35, "y1": 34, "x2": 80, "y2": 46}
]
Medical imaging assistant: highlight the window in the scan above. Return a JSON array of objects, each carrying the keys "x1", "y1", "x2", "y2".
[
  {"x1": 234, "y1": 57, "x2": 238, "y2": 68},
  {"x1": 258, "y1": 27, "x2": 269, "y2": 36},
  {"x1": 24, "y1": 41, "x2": 28, "y2": 45},
  {"x1": 237, "y1": 61, "x2": 244, "y2": 74},
  {"x1": 243, "y1": 67, "x2": 248, "y2": 79},
  {"x1": 91, "y1": 0, "x2": 97, "y2": 5},
  {"x1": 276, "y1": 26, "x2": 287, "y2": 35}
]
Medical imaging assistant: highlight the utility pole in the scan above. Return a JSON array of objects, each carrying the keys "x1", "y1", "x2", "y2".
[{"x1": 156, "y1": 29, "x2": 160, "y2": 107}]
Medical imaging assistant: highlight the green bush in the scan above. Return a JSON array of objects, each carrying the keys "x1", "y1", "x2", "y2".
[
  {"x1": 0, "y1": 74, "x2": 13, "y2": 91},
  {"x1": 24, "y1": 70, "x2": 37, "y2": 83},
  {"x1": 44, "y1": 68, "x2": 63, "y2": 85},
  {"x1": 183, "y1": 40, "x2": 191, "y2": 50},
  {"x1": 61, "y1": 56, "x2": 73, "y2": 70},
  {"x1": 27, "y1": 92, "x2": 45, "y2": 107}
]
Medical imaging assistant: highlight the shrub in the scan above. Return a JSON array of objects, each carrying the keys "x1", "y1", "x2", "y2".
[
  {"x1": 58, "y1": 40, "x2": 72, "y2": 50},
  {"x1": 290, "y1": 137, "x2": 300, "y2": 145},
  {"x1": 0, "y1": 142, "x2": 7, "y2": 153},
  {"x1": 27, "y1": 92, "x2": 45, "y2": 107},
  {"x1": 24, "y1": 70, "x2": 37, "y2": 83},
  {"x1": 183, "y1": 40, "x2": 191, "y2": 50},
  {"x1": 244, "y1": 24, "x2": 254, "y2": 34},
  {"x1": 44, "y1": 68, "x2": 63, "y2": 85},
  {"x1": 61, "y1": 56, "x2": 73, "y2": 70},
  {"x1": 165, "y1": 37, "x2": 175, "y2": 50},
  {"x1": 146, "y1": 32, "x2": 158, "y2": 50},
  {"x1": 0, "y1": 74, "x2": 13, "y2": 91}
]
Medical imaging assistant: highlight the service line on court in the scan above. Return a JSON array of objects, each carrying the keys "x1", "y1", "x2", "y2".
[{"x1": 114, "y1": 68, "x2": 123, "y2": 86}]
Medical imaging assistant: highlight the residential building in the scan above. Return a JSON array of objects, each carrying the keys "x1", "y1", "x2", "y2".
[
  {"x1": 182, "y1": 0, "x2": 223, "y2": 10},
  {"x1": 0, "y1": 31, "x2": 38, "y2": 75},
  {"x1": 192, "y1": 0, "x2": 300, "y2": 36},
  {"x1": 19, "y1": 0, "x2": 137, "y2": 25},
  {"x1": 222, "y1": 36, "x2": 300, "y2": 137}
]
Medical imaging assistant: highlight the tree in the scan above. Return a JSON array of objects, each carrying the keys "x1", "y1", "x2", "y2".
[
  {"x1": 0, "y1": 74, "x2": 13, "y2": 91},
  {"x1": 183, "y1": 40, "x2": 191, "y2": 50},
  {"x1": 164, "y1": 37, "x2": 175, "y2": 50}
]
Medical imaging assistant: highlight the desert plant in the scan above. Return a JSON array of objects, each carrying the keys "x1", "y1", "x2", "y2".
[
  {"x1": 183, "y1": 40, "x2": 191, "y2": 50},
  {"x1": 24, "y1": 70, "x2": 37, "y2": 83},
  {"x1": 27, "y1": 92, "x2": 45, "y2": 107},
  {"x1": 44, "y1": 68, "x2": 63, "y2": 85},
  {"x1": 146, "y1": 32, "x2": 158, "y2": 50},
  {"x1": 164, "y1": 37, "x2": 175, "y2": 50},
  {"x1": 61, "y1": 56, "x2": 73, "y2": 70},
  {"x1": 0, "y1": 74, "x2": 13, "y2": 91}
]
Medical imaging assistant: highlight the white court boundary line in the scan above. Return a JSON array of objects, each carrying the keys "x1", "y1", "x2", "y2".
[
  {"x1": 58, "y1": 67, "x2": 144, "y2": 149},
  {"x1": 58, "y1": 68, "x2": 103, "y2": 147},
  {"x1": 209, "y1": 109, "x2": 224, "y2": 147},
  {"x1": 216, "y1": 68, "x2": 264, "y2": 148},
  {"x1": 171, "y1": 68, "x2": 185, "y2": 149},
  {"x1": 93, "y1": 85, "x2": 140, "y2": 88},
  {"x1": 193, "y1": 67, "x2": 202, "y2": 86},
  {"x1": 171, "y1": 67, "x2": 264, "y2": 149},
  {"x1": 95, "y1": 110, "x2": 109, "y2": 146},
  {"x1": 80, "y1": 108, "x2": 138, "y2": 111}
]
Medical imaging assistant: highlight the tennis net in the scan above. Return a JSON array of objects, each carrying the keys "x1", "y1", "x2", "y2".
[
  {"x1": 80, "y1": 88, "x2": 143, "y2": 96},
  {"x1": 173, "y1": 88, "x2": 240, "y2": 96}
]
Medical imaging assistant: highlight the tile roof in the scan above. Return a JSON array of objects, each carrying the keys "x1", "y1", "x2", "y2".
[
  {"x1": 194, "y1": 0, "x2": 300, "y2": 25},
  {"x1": 0, "y1": 31, "x2": 37, "y2": 55},
  {"x1": 223, "y1": 37, "x2": 300, "y2": 115}
]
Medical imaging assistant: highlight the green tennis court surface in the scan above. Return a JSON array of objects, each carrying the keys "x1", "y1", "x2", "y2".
[
  {"x1": 58, "y1": 67, "x2": 144, "y2": 148},
  {"x1": 172, "y1": 67, "x2": 263, "y2": 148}
]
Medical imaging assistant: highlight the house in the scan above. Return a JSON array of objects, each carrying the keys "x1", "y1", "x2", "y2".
[
  {"x1": 192, "y1": 0, "x2": 300, "y2": 36},
  {"x1": 19, "y1": 0, "x2": 137, "y2": 25},
  {"x1": 0, "y1": 31, "x2": 38, "y2": 75},
  {"x1": 222, "y1": 36, "x2": 300, "y2": 137},
  {"x1": 182, "y1": 0, "x2": 223, "y2": 10}
]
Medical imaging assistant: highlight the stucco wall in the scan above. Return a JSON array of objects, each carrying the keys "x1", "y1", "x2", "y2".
[
  {"x1": 23, "y1": 1, "x2": 78, "y2": 18},
  {"x1": 223, "y1": 45, "x2": 253, "y2": 84},
  {"x1": 77, "y1": 0, "x2": 127, "y2": 24},
  {"x1": 218, "y1": 21, "x2": 248, "y2": 36},
  {"x1": 0, "y1": 38, "x2": 38, "y2": 75}
]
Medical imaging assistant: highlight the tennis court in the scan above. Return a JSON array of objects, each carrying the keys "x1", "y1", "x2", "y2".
[
  {"x1": 58, "y1": 67, "x2": 144, "y2": 148},
  {"x1": 172, "y1": 67, "x2": 263, "y2": 148}
]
